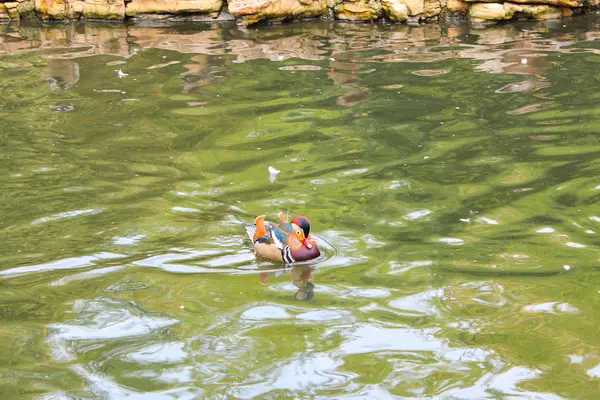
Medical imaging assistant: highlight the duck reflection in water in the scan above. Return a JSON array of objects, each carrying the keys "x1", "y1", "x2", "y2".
[{"x1": 259, "y1": 265, "x2": 315, "y2": 301}]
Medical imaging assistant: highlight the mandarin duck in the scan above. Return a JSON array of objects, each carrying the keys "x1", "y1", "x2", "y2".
[{"x1": 245, "y1": 213, "x2": 320, "y2": 264}]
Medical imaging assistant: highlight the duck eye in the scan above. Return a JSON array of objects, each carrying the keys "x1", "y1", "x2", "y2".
[{"x1": 296, "y1": 231, "x2": 301, "y2": 235}]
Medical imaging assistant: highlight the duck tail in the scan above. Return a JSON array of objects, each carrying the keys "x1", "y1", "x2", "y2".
[{"x1": 244, "y1": 225, "x2": 257, "y2": 242}]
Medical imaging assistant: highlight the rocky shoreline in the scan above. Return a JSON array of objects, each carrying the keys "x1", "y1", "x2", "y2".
[{"x1": 0, "y1": 0, "x2": 597, "y2": 26}]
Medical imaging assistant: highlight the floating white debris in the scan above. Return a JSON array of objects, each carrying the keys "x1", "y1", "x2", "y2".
[
  {"x1": 590, "y1": 216, "x2": 600, "y2": 223},
  {"x1": 564, "y1": 265, "x2": 571, "y2": 271},
  {"x1": 115, "y1": 69, "x2": 129, "y2": 78},
  {"x1": 521, "y1": 58, "x2": 528, "y2": 65},
  {"x1": 460, "y1": 218, "x2": 471, "y2": 223},
  {"x1": 536, "y1": 227, "x2": 554, "y2": 233},
  {"x1": 566, "y1": 242, "x2": 586, "y2": 248},
  {"x1": 268, "y1": 166, "x2": 280, "y2": 183}
]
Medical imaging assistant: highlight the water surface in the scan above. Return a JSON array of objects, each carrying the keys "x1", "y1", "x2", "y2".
[{"x1": 2, "y1": 17, "x2": 600, "y2": 399}]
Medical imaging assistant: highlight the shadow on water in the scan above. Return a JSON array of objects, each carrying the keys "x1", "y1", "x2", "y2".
[{"x1": 3, "y1": 16, "x2": 600, "y2": 399}]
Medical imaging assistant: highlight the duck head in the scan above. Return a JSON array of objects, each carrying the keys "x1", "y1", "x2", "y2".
[{"x1": 291, "y1": 215, "x2": 313, "y2": 249}]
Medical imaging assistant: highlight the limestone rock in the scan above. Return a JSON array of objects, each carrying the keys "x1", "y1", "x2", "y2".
[
  {"x1": 423, "y1": 0, "x2": 440, "y2": 16},
  {"x1": 35, "y1": 0, "x2": 125, "y2": 20},
  {"x1": 334, "y1": 0, "x2": 382, "y2": 21},
  {"x1": 126, "y1": 0, "x2": 223, "y2": 17},
  {"x1": 527, "y1": 4, "x2": 564, "y2": 18},
  {"x1": 35, "y1": 0, "x2": 81, "y2": 19},
  {"x1": 395, "y1": 0, "x2": 439, "y2": 18},
  {"x1": 382, "y1": 0, "x2": 408, "y2": 21},
  {"x1": 229, "y1": 0, "x2": 327, "y2": 25},
  {"x1": 4, "y1": 2, "x2": 19, "y2": 18},
  {"x1": 465, "y1": 0, "x2": 581, "y2": 7},
  {"x1": 469, "y1": 2, "x2": 504, "y2": 20},
  {"x1": 447, "y1": 0, "x2": 468, "y2": 12},
  {"x1": 402, "y1": 0, "x2": 424, "y2": 16},
  {"x1": 505, "y1": 3, "x2": 563, "y2": 19},
  {"x1": 7, "y1": 0, "x2": 35, "y2": 18},
  {"x1": 83, "y1": 0, "x2": 125, "y2": 20},
  {"x1": 470, "y1": 2, "x2": 564, "y2": 22},
  {"x1": 0, "y1": 4, "x2": 8, "y2": 19}
]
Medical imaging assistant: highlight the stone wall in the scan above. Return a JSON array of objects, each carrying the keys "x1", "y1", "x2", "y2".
[{"x1": 0, "y1": 0, "x2": 597, "y2": 25}]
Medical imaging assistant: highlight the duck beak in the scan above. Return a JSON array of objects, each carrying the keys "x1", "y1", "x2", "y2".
[{"x1": 302, "y1": 238, "x2": 313, "y2": 249}]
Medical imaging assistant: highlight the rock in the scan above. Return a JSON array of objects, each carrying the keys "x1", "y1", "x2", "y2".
[
  {"x1": 518, "y1": 0, "x2": 581, "y2": 6},
  {"x1": 402, "y1": 0, "x2": 424, "y2": 16},
  {"x1": 4, "y1": 2, "x2": 20, "y2": 19},
  {"x1": 382, "y1": 0, "x2": 408, "y2": 21},
  {"x1": 465, "y1": 0, "x2": 580, "y2": 7},
  {"x1": 35, "y1": 0, "x2": 125, "y2": 20},
  {"x1": 229, "y1": 0, "x2": 327, "y2": 25},
  {"x1": 505, "y1": 2, "x2": 563, "y2": 19},
  {"x1": 126, "y1": 0, "x2": 223, "y2": 18},
  {"x1": 423, "y1": 0, "x2": 440, "y2": 16},
  {"x1": 469, "y1": 2, "x2": 505, "y2": 20},
  {"x1": 0, "y1": 0, "x2": 582, "y2": 23},
  {"x1": 470, "y1": 2, "x2": 564, "y2": 22},
  {"x1": 528, "y1": 4, "x2": 564, "y2": 18},
  {"x1": 0, "y1": 4, "x2": 10, "y2": 19},
  {"x1": 83, "y1": 0, "x2": 125, "y2": 20},
  {"x1": 35, "y1": 0, "x2": 82, "y2": 19},
  {"x1": 447, "y1": 0, "x2": 468, "y2": 13},
  {"x1": 334, "y1": 0, "x2": 382, "y2": 21},
  {"x1": 6, "y1": 0, "x2": 35, "y2": 18}
]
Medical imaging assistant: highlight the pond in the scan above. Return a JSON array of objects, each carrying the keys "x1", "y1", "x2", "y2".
[{"x1": 2, "y1": 16, "x2": 600, "y2": 399}]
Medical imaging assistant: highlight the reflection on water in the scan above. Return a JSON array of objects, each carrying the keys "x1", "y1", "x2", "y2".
[{"x1": 3, "y1": 16, "x2": 600, "y2": 398}]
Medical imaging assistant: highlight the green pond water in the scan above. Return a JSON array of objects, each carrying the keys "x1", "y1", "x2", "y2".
[{"x1": 3, "y1": 16, "x2": 600, "y2": 399}]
